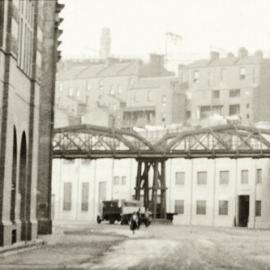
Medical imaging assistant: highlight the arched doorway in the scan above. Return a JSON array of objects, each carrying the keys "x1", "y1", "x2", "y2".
[
  {"x1": 19, "y1": 132, "x2": 30, "y2": 240},
  {"x1": 10, "y1": 127, "x2": 17, "y2": 223},
  {"x1": 10, "y1": 127, "x2": 17, "y2": 244}
]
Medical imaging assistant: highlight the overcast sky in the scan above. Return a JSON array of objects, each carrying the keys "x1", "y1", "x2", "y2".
[{"x1": 60, "y1": 0, "x2": 270, "y2": 64}]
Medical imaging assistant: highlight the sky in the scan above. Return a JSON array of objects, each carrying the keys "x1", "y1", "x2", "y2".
[{"x1": 60, "y1": 0, "x2": 270, "y2": 65}]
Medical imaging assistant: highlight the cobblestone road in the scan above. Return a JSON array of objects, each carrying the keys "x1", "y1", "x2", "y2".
[{"x1": 1, "y1": 224, "x2": 270, "y2": 269}]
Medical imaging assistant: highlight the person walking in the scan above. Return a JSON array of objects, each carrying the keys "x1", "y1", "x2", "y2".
[{"x1": 130, "y1": 212, "x2": 139, "y2": 234}]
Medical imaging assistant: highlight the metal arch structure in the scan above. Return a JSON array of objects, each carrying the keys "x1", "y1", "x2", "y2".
[
  {"x1": 155, "y1": 124, "x2": 270, "y2": 158},
  {"x1": 53, "y1": 124, "x2": 270, "y2": 159},
  {"x1": 53, "y1": 124, "x2": 156, "y2": 159},
  {"x1": 52, "y1": 124, "x2": 270, "y2": 219}
]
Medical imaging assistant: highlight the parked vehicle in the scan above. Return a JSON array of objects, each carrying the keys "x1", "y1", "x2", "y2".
[{"x1": 97, "y1": 199, "x2": 152, "y2": 225}]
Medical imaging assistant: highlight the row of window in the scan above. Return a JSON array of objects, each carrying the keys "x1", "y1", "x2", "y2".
[
  {"x1": 59, "y1": 82, "x2": 128, "y2": 97},
  {"x1": 175, "y1": 169, "x2": 262, "y2": 186},
  {"x1": 199, "y1": 103, "x2": 249, "y2": 119},
  {"x1": 63, "y1": 177, "x2": 127, "y2": 213},
  {"x1": 17, "y1": 0, "x2": 35, "y2": 76},
  {"x1": 113, "y1": 176, "x2": 127, "y2": 186},
  {"x1": 212, "y1": 89, "x2": 243, "y2": 99},
  {"x1": 175, "y1": 199, "x2": 262, "y2": 216},
  {"x1": 193, "y1": 67, "x2": 250, "y2": 84},
  {"x1": 63, "y1": 182, "x2": 89, "y2": 212}
]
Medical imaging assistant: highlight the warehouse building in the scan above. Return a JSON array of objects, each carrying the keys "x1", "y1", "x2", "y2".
[{"x1": 0, "y1": 0, "x2": 63, "y2": 246}]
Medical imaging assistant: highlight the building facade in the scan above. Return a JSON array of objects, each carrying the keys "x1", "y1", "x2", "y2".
[
  {"x1": 123, "y1": 77, "x2": 185, "y2": 127},
  {"x1": 179, "y1": 48, "x2": 270, "y2": 125},
  {"x1": 55, "y1": 54, "x2": 176, "y2": 128},
  {"x1": 0, "y1": 0, "x2": 63, "y2": 246},
  {"x1": 52, "y1": 157, "x2": 270, "y2": 229}
]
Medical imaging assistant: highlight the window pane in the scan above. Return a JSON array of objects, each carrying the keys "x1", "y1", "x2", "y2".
[
  {"x1": 175, "y1": 200, "x2": 184, "y2": 214},
  {"x1": 229, "y1": 104, "x2": 240, "y2": 115},
  {"x1": 81, "y1": 182, "x2": 89, "y2": 212},
  {"x1": 219, "y1": 171, "x2": 229, "y2": 185},
  {"x1": 175, "y1": 172, "x2": 185, "y2": 185},
  {"x1": 256, "y1": 200, "x2": 261, "y2": 217},
  {"x1": 113, "y1": 176, "x2": 120, "y2": 185},
  {"x1": 256, "y1": 169, "x2": 262, "y2": 184},
  {"x1": 63, "y1": 182, "x2": 72, "y2": 211},
  {"x1": 218, "y1": 200, "x2": 228, "y2": 215},
  {"x1": 240, "y1": 68, "x2": 246, "y2": 79},
  {"x1": 193, "y1": 70, "x2": 199, "y2": 83},
  {"x1": 121, "y1": 176, "x2": 127, "y2": 185},
  {"x1": 229, "y1": 89, "x2": 241, "y2": 97},
  {"x1": 196, "y1": 200, "x2": 206, "y2": 215},
  {"x1": 241, "y1": 170, "x2": 249, "y2": 184},
  {"x1": 212, "y1": 90, "x2": 220, "y2": 99},
  {"x1": 197, "y1": 171, "x2": 207, "y2": 185}
]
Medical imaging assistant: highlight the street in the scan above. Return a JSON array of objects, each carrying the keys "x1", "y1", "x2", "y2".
[{"x1": 1, "y1": 223, "x2": 270, "y2": 269}]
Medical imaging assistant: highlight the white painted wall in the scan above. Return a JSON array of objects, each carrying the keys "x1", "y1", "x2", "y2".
[{"x1": 52, "y1": 158, "x2": 270, "y2": 228}]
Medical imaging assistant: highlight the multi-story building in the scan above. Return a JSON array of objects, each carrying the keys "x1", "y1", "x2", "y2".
[
  {"x1": 0, "y1": 0, "x2": 63, "y2": 246},
  {"x1": 55, "y1": 54, "x2": 175, "y2": 128},
  {"x1": 179, "y1": 48, "x2": 270, "y2": 125},
  {"x1": 51, "y1": 49, "x2": 270, "y2": 230},
  {"x1": 123, "y1": 77, "x2": 185, "y2": 127}
]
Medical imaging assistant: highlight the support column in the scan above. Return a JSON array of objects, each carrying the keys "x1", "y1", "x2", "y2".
[
  {"x1": 152, "y1": 161, "x2": 159, "y2": 219},
  {"x1": 143, "y1": 163, "x2": 149, "y2": 209},
  {"x1": 160, "y1": 160, "x2": 167, "y2": 219},
  {"x1": 135, "y1": 160, "x2": 142, "y2": 200},
  {"x1": 0, "y1": 0, "x2": 13, "y2": 246},
  {"x1": 37, "y1": 1, "x2": 58, "y2": 234}
]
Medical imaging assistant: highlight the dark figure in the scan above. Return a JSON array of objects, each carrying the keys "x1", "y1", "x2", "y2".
[
  {"x1": 137, "y1": 208, "x2": 141, "y2": 229},
  {"x1": 130, "y1": 212, "x2": 139, "y2": 234},
  {"x1": 145, "y1": 208, "x2": 151, "y2": 227}
]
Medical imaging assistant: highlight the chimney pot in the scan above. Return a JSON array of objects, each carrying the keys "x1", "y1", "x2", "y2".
[
  {"x1": 238, "y1": 47, "x2": 248, "y2": 58},
  {"x1": 210, "y1": 51, "x2": 220, "y2": 61},
  {"x1": 255, "y1": 50, "x2": 263, "y2": 59}
]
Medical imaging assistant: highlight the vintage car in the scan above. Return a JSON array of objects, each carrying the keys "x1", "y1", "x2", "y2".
[{"x1": 97, "y1": 199, "x2": 151, "y2": 225}]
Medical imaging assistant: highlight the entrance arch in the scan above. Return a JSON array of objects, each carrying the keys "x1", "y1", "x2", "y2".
[
  {"x1": 10, "y1": 127, "x2": 17, "y2": 224},
  {"x1": 19, "y1": 132, "x2": 31, "y2": 240}
]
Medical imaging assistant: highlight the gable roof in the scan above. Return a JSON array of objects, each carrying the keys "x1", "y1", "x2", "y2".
[{"x1": 57, "y1": 60, "x2": 140, "y2": 81}]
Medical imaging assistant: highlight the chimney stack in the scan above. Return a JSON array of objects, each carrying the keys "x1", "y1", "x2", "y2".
[
  {"x1": 149, "y1": 54, "x2": 164, "y2": 75},
  {"x1": 238, "y1": 47, "x2": 248, "y2": 59},
  {"x1": 255, "y1": 50, "x2": 263, "y2": 60},
  {"x1": 210, "y1": 51, "x2": 220, "y2": 61},
  {"x1": 99, "y1": 27, "x2": 111, "y2": 60}
]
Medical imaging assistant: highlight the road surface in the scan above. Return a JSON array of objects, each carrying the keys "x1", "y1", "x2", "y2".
[{"x1": 1, "y1": 224, "x2": 270, "y2": 269}]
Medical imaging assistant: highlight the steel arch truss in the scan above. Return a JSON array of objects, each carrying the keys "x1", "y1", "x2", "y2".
[
  {"x1": 53, "y1": 124, "x2": 156, "y2": 159},
  {"x1": 53, "y1": 124, "x2": 270, "y2": 159},
  {"x1": 156, "y1": 125, "x2": 270, "y2": 158}
]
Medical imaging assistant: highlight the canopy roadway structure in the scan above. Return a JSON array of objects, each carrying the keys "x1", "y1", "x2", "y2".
[{"x1": 53, "y1": 124, "x2": 270, "y2": 219}]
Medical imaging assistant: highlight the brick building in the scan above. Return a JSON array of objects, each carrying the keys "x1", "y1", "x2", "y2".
[
  {"x1": 179, "y1": 48, "x2": 270, "y2": 125},
  {"x1": 0, "y1": 0, "x2": 63, "y2": 246},
  {"x1": 55, "y1": 54, "x2": 175, "y2": 128},
  {"x1": 123, "y1": 77, "x2": 185, "y2": 127}
]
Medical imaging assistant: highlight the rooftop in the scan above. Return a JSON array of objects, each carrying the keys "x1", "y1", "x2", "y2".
[{"x1": 182, "y1": 48, "x2": 270, "y2": 69}]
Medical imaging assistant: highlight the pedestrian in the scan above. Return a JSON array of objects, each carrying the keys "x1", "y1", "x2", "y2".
[
  {"x1": 136, "y1": 208, "x2": 141, "y2": 229},
  {"x1": 145, "y1": 208, "x2": 151, "y2": 227},
  {"x1": 130, "y1": 212, "x2": 139, "y2": 234}
]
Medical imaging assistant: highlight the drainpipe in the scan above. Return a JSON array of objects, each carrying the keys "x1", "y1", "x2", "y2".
[
  {"x1": 189, "y1": 159, "x2": 194, "y2": 225},
  {"x1": 253, "y1": 159, "x2": 257, "y2": 229},
  {"x1": 212, "y1": 159, "x2": 216, "y2": 227},
  {"x1": 93, "y1": 160, "x2": 97, "y2": 220},
  {"x1": 234, "y1": 159, "x2": 238, "y2": 226}
]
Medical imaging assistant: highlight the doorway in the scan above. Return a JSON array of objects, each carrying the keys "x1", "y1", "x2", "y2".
[{"x1": 238, "y1": 195, "x2": 249, "y2": 227}]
